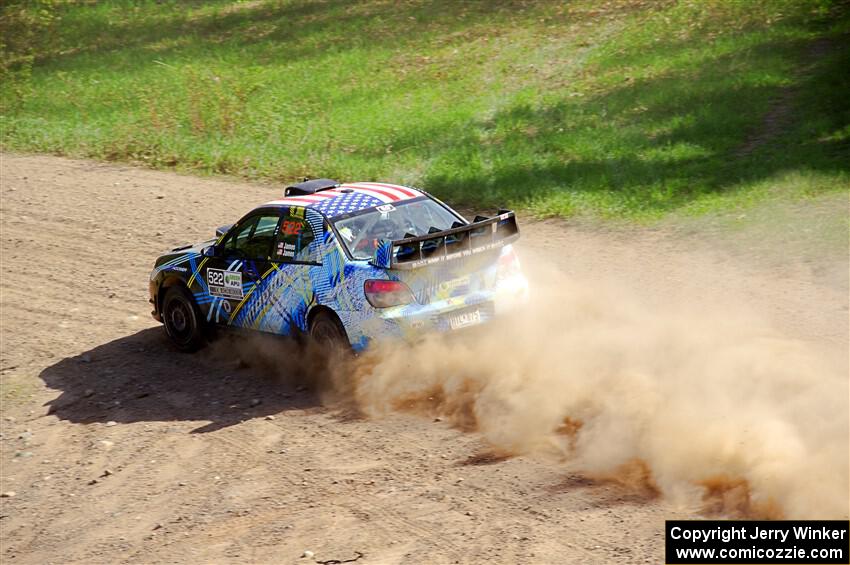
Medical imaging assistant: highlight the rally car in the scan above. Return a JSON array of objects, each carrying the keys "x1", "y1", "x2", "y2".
[{"x1": 149, "y1": 179, "x2": 528, "y2": 351}]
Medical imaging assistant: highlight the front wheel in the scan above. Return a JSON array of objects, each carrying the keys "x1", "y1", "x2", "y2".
[{"x1": 162, "y1": 286, "x2": 205, "y2": 352}]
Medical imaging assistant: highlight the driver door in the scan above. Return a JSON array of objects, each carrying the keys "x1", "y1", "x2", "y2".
[{"x1": 201, "y1": 212, "x2": 281, "y2": 326}]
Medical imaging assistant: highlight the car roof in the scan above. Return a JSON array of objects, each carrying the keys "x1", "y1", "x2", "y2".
[{"x1": 261, "y1": 182, "x2": 425, "y2": 218}]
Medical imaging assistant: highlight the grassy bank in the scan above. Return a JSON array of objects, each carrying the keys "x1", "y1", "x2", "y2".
[{"x1": 1, "y1": 0, "x2": 848, "y2": 219}]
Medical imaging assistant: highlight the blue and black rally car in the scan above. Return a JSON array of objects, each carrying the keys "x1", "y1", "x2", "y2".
[{"x1": 149, "y1": 179, "x2": 528, "y2": 351}]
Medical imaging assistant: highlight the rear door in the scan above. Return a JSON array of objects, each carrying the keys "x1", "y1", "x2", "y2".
[{"x1": 245, "y1": 206, "x2": 323, "y2": 335}]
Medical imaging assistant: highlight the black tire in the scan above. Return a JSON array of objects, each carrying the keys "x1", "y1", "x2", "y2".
[
  {"x1": 162, "y1": 286, "x2": 205, "y2": 352},
  {"x1": 308, "y1": 310, "x2": 349, "y2": 350}
]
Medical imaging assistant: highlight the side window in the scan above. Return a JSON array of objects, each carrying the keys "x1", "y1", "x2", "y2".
[
  {"x1": 273, "y1": 207, "x2": 318, "y2": 263},
  {"x1": 223, "y1": 214, "x2": 281, "y2": 260}
]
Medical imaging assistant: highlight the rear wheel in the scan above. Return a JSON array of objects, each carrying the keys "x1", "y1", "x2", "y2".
[
  {"x1": 309, "y1": 310, "x2": 349, "y2": 350},
  {"x1": 307, "y1": 310, "x2": 352, "y2": 394},
  {"x1": 162, "y1": 286, "x2": 205, "y2": 352}
]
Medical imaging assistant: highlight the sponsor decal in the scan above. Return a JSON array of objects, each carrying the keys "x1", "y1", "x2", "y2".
[
  {"x1": 397, "y1": 239, "x2": 510, "y2": 269},
  {"x1": 207, "y1": 268, "x2": 243, "y2": 299},
  {"x1": 167, "y1": 266, "x2": 188, "y2": 272},
  {"x1": 438, "y1": 275, "x2": 471, "y2": 294}
]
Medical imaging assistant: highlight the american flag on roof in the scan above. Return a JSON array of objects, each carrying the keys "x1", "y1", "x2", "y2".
[
  {"x1": 344, "y1": 182, "x2": 421, "y2": 201},
  {"x1": 312, "y1": 191, "x2": 385, "y2": 217},
  {"x1": 262, "y1": 182, "x2": 423, "y2": 217}
]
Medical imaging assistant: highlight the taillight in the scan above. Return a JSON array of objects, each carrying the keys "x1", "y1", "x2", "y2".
[
  {"x1": 364, "y1": 279, "x2": 416, "y2": 308},
  {"x1": 497, "y1": 247, "x2": 521, "y2": 278}
]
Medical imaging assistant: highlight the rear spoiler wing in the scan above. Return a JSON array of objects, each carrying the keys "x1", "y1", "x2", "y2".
[{"x1": 372, "y1": 210, "x2": 520, "y2": 270}]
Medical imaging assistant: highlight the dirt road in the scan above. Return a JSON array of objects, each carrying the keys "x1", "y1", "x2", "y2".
[{"x1": 1, "y1": 153, "x2": 847, "y2": 564}]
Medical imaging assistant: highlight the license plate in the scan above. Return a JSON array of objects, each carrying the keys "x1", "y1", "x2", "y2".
[{"x1": 449, "y1": 309, "x2": 481, "y2": 330}]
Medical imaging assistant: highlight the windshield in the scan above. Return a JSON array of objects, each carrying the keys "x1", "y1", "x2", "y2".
[{"x1": 333, "y1": 197, "x2": 463, "y2": 259}]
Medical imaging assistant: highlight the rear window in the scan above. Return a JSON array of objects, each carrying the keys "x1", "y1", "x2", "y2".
[{"x1": 333, "y1": 198, "x2": 462, "y2": 260}]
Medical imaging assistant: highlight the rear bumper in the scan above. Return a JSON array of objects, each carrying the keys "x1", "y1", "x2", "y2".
[{"x1": 348, "y1": 273, "x2": 529, "y2": 350}]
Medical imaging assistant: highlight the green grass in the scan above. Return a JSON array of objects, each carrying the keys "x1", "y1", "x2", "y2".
[{"x1": 1, "y1": 0, "x2": 848, "y2": 220}]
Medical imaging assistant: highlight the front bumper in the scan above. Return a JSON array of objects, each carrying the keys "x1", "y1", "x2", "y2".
[{"x1": 149, "y1": 279, "x2": 162, "y2": 322}]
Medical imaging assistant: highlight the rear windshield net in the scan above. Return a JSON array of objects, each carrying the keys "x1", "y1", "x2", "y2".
[{"x1": 333, "y1": 198, "x2": 462, "y2": 260}]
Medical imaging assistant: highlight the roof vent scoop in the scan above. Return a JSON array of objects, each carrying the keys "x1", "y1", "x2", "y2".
[{"x1": 284, "y1": 178, "x2": 339, "y2": 197}]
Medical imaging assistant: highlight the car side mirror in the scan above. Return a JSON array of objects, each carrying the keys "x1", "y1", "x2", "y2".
[{"x1": 202, "y1": 245, "x2": 219, "y2": 258}]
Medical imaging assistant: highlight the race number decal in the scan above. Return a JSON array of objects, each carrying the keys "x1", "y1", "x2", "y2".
[
  {"x1": 281, "y1": 220, "x2": 303, "y2": 236},
  {"x1": 207, "y1": 269, "x2": 243, "y2": 299}
]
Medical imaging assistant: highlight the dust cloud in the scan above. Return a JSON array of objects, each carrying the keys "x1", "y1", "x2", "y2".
[{"x1": 341, "y1": 255, "x2": 849, "y2": 520}]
